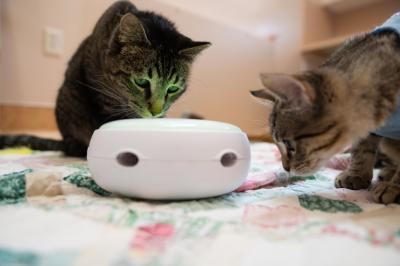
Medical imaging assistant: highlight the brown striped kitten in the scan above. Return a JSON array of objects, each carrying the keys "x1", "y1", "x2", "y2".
[{"x1": 251, "y1": 22, "x2": 400, "y2": 204}]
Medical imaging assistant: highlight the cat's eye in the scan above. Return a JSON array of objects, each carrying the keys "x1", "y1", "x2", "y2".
[
  {"x1": 167, "y1": 86, "x2": 180, "y2": 94},
  {"x1": 282, "y1": 139, "x2": 295, "y2": 154},
  {"x1": 134, "y1": 78, "x2": 151, "y2": 89}
]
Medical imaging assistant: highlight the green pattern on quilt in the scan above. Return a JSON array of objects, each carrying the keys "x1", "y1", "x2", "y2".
[
  {"x1": 106, "y1": 208, "x2": 139, "y2": 226},
  {"x1": 179, "y1": 217, "x2": 225, "y2": 238},
  {"x1": 0, "y1": 248, "x2": 76, "y2": 266},
  {"x1": 126, "y1": 209, "x2": 138, "y2": 226},
  {"x1": 290, "y1": 175, "x2": 316, "y2": 182},
  {"x1": 0, "y1": 169, "x2": 31, "y2": 204},
  {"x1": 63, "y1": 167, "x2": 111, "y2": 196},
  {"x1": 298, "y1": 194, "x2": 362, "y2": 213},
  {"x1": 0, "y1": 248, "x2": 37, "y2": 265},
  {"x1": 66, "y1": 163, "x2": 89, "y2": 171}
]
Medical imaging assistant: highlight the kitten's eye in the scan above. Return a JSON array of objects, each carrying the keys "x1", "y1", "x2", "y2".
[
  {"x1": 167, "y1": 86, "x2": 180, "y2": 94},
  {"x1": 282, "y1": 139, "x2": 295, "y2": 154},
  {"x1": 134, "y1": 78, "x2": 151, "y2": 89}
]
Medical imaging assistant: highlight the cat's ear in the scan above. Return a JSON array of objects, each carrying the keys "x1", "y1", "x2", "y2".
[
  {"x1": 259, "y1": 73, "x2": 315, "y2": 105},
  {"x1": 250, "y1": 89, "x2": 277, "y2": 104},
  {"x1": 118, "y1": 13, "x2": 151, "y2": 45},
  {"x1": 179, "y1": 41, "x2": 211, "y2": 59}
]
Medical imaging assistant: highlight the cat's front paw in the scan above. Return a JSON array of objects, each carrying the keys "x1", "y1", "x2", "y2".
[
  {"x1": 335, "y1": 171, "x2": 371, "y2": 190},
  {"x1": 371, "y1": 181, "x2": 400, "y2": 204}
]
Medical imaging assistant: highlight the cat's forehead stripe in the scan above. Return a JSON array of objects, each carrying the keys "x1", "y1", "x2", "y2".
[
  {"x1": 309, "y1": 130, "x2": 342, "y2": 154},
  {"x1": 173, "y1": 74, "x2": 180, "y2": 84},
  {"x1": 294, "y1": 122, "x2": 336, "y2": 141},
  {"x1": 155, "y1": 56, "x2": 178, "y2": 79},
  {"x1": 155, "y1": 61, "x2": 162, "y2": 77},
  {"x1": 167, "y1": 67, "x2": 175, "y2": 80}
]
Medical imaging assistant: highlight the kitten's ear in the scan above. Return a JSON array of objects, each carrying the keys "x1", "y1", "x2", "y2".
[
  {"x1": 250, "y1": 89, "x2": 277, "y2": 104},
  {"x1": 179, "y1": 41, "x2": 211, "y2": 59},
  {"x1": 259, "y1": 73, "x2": 315, "y2": 105},
  {"x1": 118, "y1": 13, "x2": 151, "y2": 45}
]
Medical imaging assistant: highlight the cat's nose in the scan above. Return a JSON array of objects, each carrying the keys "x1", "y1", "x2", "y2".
[
  {"x1": 283, "y1": 164, "x2": 290, "y2": 172},
  {"x1": 282, "y1": 159, "x2": 290, "y2": 172},
  {"x1": 149, "y1": 100, "x2": 164, "y2": 116}
]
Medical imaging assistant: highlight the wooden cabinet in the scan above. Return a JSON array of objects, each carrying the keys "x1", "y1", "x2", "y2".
[{"x1": 302, "y1": 0, "x2": 400, "y2": 68}]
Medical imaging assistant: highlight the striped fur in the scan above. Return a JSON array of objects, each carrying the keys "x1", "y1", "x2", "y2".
[
  {"x1": 1, "y1": 1, "x2": 209, "y2": 157},
  {"x1": 0, "y1": 135, "x2": 63, "y2": 151},
  {"x1": 252, "y1": 30, "x2": 400, "y2": 203}
]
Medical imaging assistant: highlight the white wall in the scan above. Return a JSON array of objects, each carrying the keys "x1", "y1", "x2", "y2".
[
  {"x1": 0, "y1": 0, "x2": 85, "y2": 107},
  {"x1": 153, "y1": 0, "x2": 303, "y2": 73},
  {"x1": 0, "y1": 0, "x2": 303, "y2": 133},
  {"x1": 0, "y1": 0, "x2": 4, "y2": 103}
]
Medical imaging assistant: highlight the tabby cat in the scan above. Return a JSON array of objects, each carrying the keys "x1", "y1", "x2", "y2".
[
  {"x1": 251, "y1": 13, "x2": 400, "y2": 204},
  {"x1": 0, "y1": 1, "x2": 210, "y2": 157}
]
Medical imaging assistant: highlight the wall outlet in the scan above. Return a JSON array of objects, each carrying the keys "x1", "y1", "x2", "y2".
[{"x1": 43, "y1": 27, "x2": 64, "y2": 56}]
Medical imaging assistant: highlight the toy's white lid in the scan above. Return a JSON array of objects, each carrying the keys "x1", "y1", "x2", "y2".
[
  {"x1": 88, "y1": 118, "x2": 250, "y2": 161},
  {"x1": 99, "y1": 118, "x2": 242, "y2": 133}
]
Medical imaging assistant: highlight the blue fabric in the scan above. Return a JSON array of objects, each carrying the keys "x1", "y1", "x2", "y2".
[
  {"x1": 373, "y1": 100, "x2": 400, "y2": 140},
  {"x1": 371, "y1": 13, "x2": 400, "y2": 140},
  {"x1": 375, "y1": 13, "x2": 400, "y2": 35}
]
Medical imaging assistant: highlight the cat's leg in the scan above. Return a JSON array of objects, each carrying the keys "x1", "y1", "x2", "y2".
[
  {"x1": 372, "y1": 169, "x2": 400, "y2": 204},
  {"x1": 371, "y1": 138, "x2": 400, "y2": 204},
  {"x1": 56, "y1": 83, "x2": 97, "y2": 157},
  {"x1": 335, "y1": 134, "x2": 381, "y2": 189},
  {"x1": 62, "y1": 137, "x2": 88, "y2": 157},
  {"x1": 378, "y1": 164, "x2": 397, "y2": 181}
]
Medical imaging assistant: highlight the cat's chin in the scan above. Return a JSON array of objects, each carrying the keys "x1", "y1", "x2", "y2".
[
  {"x1": 289, "y1": 170, "x2": 319, "y2": 177},
  {"x1": 290, "y1": 159, "x2": 326, "y2": 177}
]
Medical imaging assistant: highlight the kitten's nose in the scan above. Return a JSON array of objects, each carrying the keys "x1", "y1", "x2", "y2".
[
  {"x1": 282, "y1": 160, "x2": 290, "y2": 172},
  {"x1": 283, "y1": 164, "x2": 290, "y2": 172}
]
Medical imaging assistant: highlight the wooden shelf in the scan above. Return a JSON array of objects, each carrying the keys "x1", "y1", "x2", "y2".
[
  {"x1": 301, "y1": 34, "x2": 349, "y2": 55},
  {"x1": 301, "y1": 0, "x2": 400, "y2": 68},
  {"x1": 316, "y1": 0, "x2": 386, "y2": 13},
  {"x1": 0, "y1": 130, "x2": 61, "y2": 140},
  {"x1": 247, "y1": 133, "x2": 273, "y2": 143},
  {"x1": 0, "y1": 104, "x2": 57, "y2": 132}
]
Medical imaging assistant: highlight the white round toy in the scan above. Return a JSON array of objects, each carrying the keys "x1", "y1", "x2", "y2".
[{"x1": 87, "y1": 118, "x2": 251, "y2": 200}]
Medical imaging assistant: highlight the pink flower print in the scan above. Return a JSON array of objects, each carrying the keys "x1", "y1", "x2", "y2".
[
  {"x1": 131, "y1": 223, "x2": 175, "y2": 251},
  {"x1": 235, "y1": 171, "x2": 276, "y2": 192},
  {"x1": 243, "y1": 205, "x2": 306, "y2": 228}
]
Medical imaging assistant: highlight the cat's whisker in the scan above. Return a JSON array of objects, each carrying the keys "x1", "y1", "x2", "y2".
[
  {"x1": 93, "y1": 78, "x2": 120, "y2": 94},
  {"x1": 91, "y1": 80, "x2": 123, "y2": 99},
  {"x1": 189, "y1": 76, "x2": 210, "y2": 87},
  {"x1": 96, "y1": 74, "x2": 128, "y2": 97},
  {"x1": 105, "y1": 109, "x2": 134, "y2": 120},
  {"x1": 108, "y1": 104, "x2": 135, "y2": 113},
  {"x1": 76, "y1": 79, "x2": 123, "y2": 102}
]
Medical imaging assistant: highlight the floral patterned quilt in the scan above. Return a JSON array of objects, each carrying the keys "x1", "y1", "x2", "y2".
[{"x1": 0, "y1": 143, "x2": 399, "y2": 266}]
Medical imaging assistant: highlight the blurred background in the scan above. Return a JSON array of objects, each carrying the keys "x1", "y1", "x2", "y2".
[{"x1": 0, "y1": 0, "x2": 399, "y2": 140}]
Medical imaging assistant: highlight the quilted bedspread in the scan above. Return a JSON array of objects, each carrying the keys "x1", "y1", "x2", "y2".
[{"x1": 0, "y1": 143, "x2": 399, "y2": 266}]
